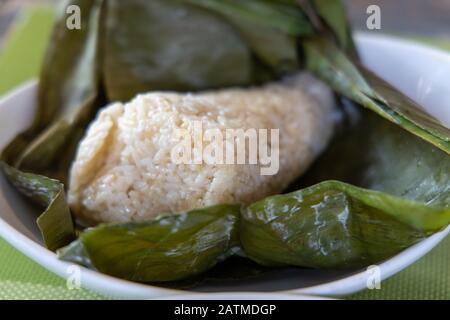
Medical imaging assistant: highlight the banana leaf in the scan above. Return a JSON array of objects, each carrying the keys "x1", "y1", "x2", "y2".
[
  {"x1": 298, "y1": 0, "x2": 450, "y2": 154},
  {"x1": 58, "y1": 204, "x2": 241, "y2": 282},
  {"x1": 102, "y1": 0, "x2": 252, "y2": 101},
  {"x1": 0, "y1": 0, "x2": 105, "y2": 250},
  {"x1": 298, "y1": 0, "x2": 356, "y2": 55},
  {"x1": 241, "y1": 106, "x2": 450, "y2": 268},
  {"x1": 101, "y1": 0, "x2": 313, "y2": 101},
  {"x1": 184, "y1": 0, "x2": 313, "y2": 36},
  {"x1": 303, "y1": 38, "x2": 450, "y2": 154}
]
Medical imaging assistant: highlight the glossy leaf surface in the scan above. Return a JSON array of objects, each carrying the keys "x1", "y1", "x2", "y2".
[
  {"x1": 303, "y1": 38, "x2": 450, "y2": 154},
  {"x1": 0, "y1": 0, "x2": 103, "y2": 250},
  {"x1": 242, "y1": 108, "x2": 450, "y2": 268},
  {"x1": 59, "y1": 205, "x2": 241, "y2": 282}
]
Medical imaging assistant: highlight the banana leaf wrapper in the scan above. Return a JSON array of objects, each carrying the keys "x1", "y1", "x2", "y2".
[
  {"x1": 0, "y1": 0, "x2": 449, "y2": 281},
  {"x1": 0, "y1": 0, "x2": 104, "y2": 250},
  {"x1": 59, "y1": 204, "x2": 241, "y2": 282},
  {"x1": 241, "y1": 106, "x2": 449, "y2": 269},
  {"x1": 59, "y1": 103, "x2": 450, "y2": 281}
]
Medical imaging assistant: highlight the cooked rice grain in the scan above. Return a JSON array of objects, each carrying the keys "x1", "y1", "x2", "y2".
[{"x1": 68, "y1": 73, "x2": 335, "y2": 224}]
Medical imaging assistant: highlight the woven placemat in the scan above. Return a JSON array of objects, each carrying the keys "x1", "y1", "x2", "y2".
[
  {"x1": 0, "y1": 6, "x2": 449, "y2": 300},
  {"x1": 0, "y1": 238, "x2": 106, "y2": 299}
]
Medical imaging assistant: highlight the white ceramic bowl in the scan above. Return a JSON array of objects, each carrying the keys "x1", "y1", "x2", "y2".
[{"x1": 0, "y1": 33, "x2": 449, "y2": 299}]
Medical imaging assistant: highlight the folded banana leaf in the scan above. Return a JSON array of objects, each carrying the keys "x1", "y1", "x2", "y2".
[
  {"x1": 241, "y1": 106, "x2": 450, "y2": 269},
  {"x1": 299, "y1": 0, "x2": 356, "y2": 55},
  {"x1": 1, "y1": 0, "x2": 449, "y2": 283},
  {"x1": 103, "y1": 0, "x2": 252, "y2": 101},
  {"x1": 59, "y1": 204, "x2": 241, "y2": 282},
  {"x1": 0, "y1": 0, "x2": 105, "y2": 250},
  {"x1": 303, "y1": 38, "x2": 450, "y2": 154}
]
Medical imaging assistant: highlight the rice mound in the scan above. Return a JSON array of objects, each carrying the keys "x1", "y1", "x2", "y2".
[{"x1": 68, "y1": 73, "x2": 335, "y2": 225}]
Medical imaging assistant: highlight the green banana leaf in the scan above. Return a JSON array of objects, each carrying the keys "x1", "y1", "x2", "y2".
[
  {"x1": 309, "y1": 0, "x2": 357, "y2": 55},
  {"x1": 299, "y1": 1, "x2": 449, "y2": 153},
  {"x1": 242, "y1": 107, "x2": 450, "y2": 269},
  {"x1": 303, "y1": 38, "x2": 450, "y2": 154},
  {"x1": 1, "y1": 0, "x2": 449, "y2": 283},
  {"x1": 59, "y1": 204, "x2": 241, "y2": 282},
  {"x1": 102, "y1": 0, "x2": 252, "y2": 101},
  {"x1": 0, "y1": 163, "x2": 74, "y2": 251},
  {"x1": 184, "y1": 0, "x2": 313, "y2": 36},
  {"x1": 0, "y1": 0, "x2": 105, "y2": 250}
]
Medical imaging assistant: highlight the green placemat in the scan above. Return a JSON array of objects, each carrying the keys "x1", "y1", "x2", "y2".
[
  {"x1": 0, "y1": 238, "x2": 105, "y2": 300},
  {"x1": 0, "y1": 6, "x2": 54, "y2": 95},
  {"x1": 0, "y1": 6, "x2": 449, "y2": 300}
]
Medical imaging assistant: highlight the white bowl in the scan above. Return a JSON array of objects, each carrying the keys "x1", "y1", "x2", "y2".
[{"x1": 0, "y1": 33, "x2": 449, "y2": 299}]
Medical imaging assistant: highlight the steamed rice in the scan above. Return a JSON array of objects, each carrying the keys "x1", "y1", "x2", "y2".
[{"x1": 68, "y1": 72, "x2": 335, "y2": 225}]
